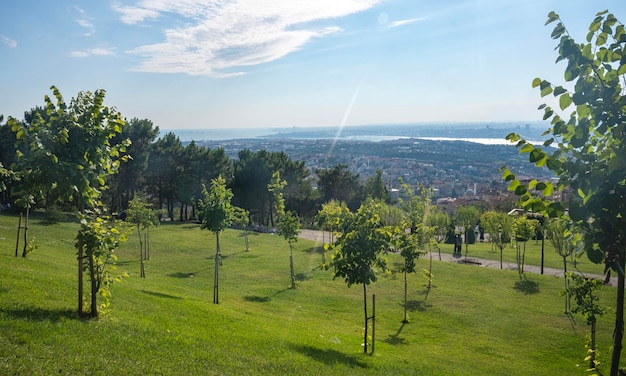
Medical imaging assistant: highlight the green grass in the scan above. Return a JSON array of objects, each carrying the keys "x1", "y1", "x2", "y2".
[{"x1": 0, "y1": 212, "x2": 621, "y2": 375}]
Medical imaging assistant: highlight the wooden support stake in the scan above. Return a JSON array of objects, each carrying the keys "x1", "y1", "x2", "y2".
[{"x1": 15, "y1": 213, "x2": 22, "y2": 257}]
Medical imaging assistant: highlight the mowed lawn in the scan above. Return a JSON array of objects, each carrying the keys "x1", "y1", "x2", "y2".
[{"x1": 0, "y1": 212, "x2": 621, "y2": 375}]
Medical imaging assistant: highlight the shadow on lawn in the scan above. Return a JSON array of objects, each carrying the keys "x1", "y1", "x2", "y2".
[
  {"x1": 140, "y1": 290, "x2": 182, "y2": 300},
  {"x1": 291, "y1": 345, "x2": 367, "y2": 368},
  {"x1": 303, "y1": 246, "x2": 324, "y2": 255},
  {"x1": 384, "y1": 322, "x2": 408, "y2": 346},
  {"x1": 244, "y1": 287, "x2": 291, "y2": 303},
  {"x1": 1, "y1": 306, "x2": 77, "y2": 322},
  {"x1": 514, "y1": 276, "x2": 540, "y2": 295},
  {"x1": 167, "y1": 269, "x2": 207, "y2": 278}
]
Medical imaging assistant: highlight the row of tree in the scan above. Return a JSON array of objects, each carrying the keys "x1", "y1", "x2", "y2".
[{"x1": 0, "y1": 108, "x2": 397, "y2": 225}]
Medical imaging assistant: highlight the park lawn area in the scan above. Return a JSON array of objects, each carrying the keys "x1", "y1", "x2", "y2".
[
  {"x1": 435, "y1": 237, "x2": 607, "y2": 276},
  {"x1": 0, "y1": 212, "x2": 622, "y2": 375}
]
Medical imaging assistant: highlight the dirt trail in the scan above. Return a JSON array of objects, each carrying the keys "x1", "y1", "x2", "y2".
[{"x1": 298, "y1": 229, "x2": 616, "y2": 286}]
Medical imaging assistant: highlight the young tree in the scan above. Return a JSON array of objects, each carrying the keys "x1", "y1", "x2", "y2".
[
  {"x1": 426, "y1": 207, "x2": 450, "y2": 261},
  {"x1": 394, "y1": 227, "x2": 423, "y2": 323},
  {"x1": 10, "y1": 87, "x2": 131, "y2": 317},
  {"x1": 233, "y1": 206, "x2": 251, "y2": 252},
  {"x1": 567, "y1": 273, "x2": 606, "y2": 372},
  {"x1": 198, "y1": 175, "x2": 234, "y2": 304},
  {"x1": 75, "y1": 213, "x2": 129, "y2": 318},
  {"x1": 501, "y1": 11, "x2": 626, "y2": 374},
  {"x1": 546, "y1": 217, "x2": 582, "y2": 314},
  {"x1": 325, "y1": 199, "x2": 392, "y2": 354},
  {"x1": 268, "y1": 171, "x2": 301, "y2": 289},
  {"x1": 512, "y1": 216, "x2": 538, "y2": 275},
  {"x1": 481, "y1": 211, "x2": 513, "y2": 269},
  {"x1": 278, "y1": 211, "x2": 300, "y2": 289},
  {"x1": 454, "y1": 205, "x2": 480, "y2": 258},
  {"x1": 126, "y1": 197, "x2": 159, "y2": 278}
]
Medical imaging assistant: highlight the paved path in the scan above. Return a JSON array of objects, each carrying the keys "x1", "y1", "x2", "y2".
[{"x1": 298, "y1": 229, "x2": 617, "y2": 286}]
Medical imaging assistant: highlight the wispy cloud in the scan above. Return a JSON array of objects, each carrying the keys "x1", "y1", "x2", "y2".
[
  {"x1": 114, "y1": 0, "x2": 383, "y2": 77},
  {"x1": 73, "y1": 6, "x2": 96, "y2": 36},
  {"x1": 1, "y1": 35, "x2": 17, "y2": 48},
  {"x1": 70, "y1": 47, "x2": 116, "y2": 58},
  {"x1": 388, "y1": 18, "x2": 425, "y2": 28}
]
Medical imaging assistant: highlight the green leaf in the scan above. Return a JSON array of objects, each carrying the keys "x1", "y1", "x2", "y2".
[
  {"x1": 515, "y1": 185, "x2": 528, "y2": 195},
  {"x1": 587, "y1": 248, "x2": 604, "y2": 264},
  {"x1": 546, "y1": 11, "x2": 559, "y2": 26},
  {"x1": 559, "y1": 93, "x2": 573, "y2": 110},
  {"x1": 529, "y1": 149, "x2": 546, "y2": 163},
  {"x1": 543, "y1": 182, "x2": 554, "y2": 196},
  {"x1": 520, "y1": 144, "x2": 533, "y2": 153},
  {"x1": 531, "y1": 77, "x2": 541, "y2": 88},
  {"x1": 553, "y1": 86, "x2": 567, "y2": 96},
  {"x1": 542, "y1": 108, "x2": 554, "y2": 120}
]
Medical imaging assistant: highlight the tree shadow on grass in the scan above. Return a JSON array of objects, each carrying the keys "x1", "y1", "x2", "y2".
[
  {"x1": 383, "y1": 322, "x2": 408, "y2": 346},
  {"x1": 1, "y1": 307, "x2": 78, "y2": 322},
  {"x1": 243, "y1": 287, "x2": 291, "y2": 303},
  {"x1": 168, "y1": 269, "x2": 206, "y2": 279},
  {"x1": 140, "y1": 290, "x2": 182, "y2": 300},
  {"x1": 405, "y1": 299, "x2": 431, "y2": 312},
  {"x1": 514, "y1": 275, "x2": 540, "y2": 295},
  {"x1": 290, "y1": 345, "x2": 368, "y2": 369},
  {"x1": 295, "y1": 272, "x2": 311, "y2": 282},
  {"x1": 303, "y1": 246, "x2": 324, "y2": 255}
]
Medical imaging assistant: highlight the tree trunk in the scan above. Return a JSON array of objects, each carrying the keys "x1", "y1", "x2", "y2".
[
  {"x1": 214, "y1": 233, "x2": 220, "y2": 304},
  {"x1": 541, "y1": 234, "x2": 546, "y2": 274},
  {"x1": 591, "y1": 318, "x2": 597, "y2": 369},
  {"x1": 21, "y1": 206, "x2": 29, "y2": 257},
  {"x1": 562, "y1": 256, "x2": 569, "y2": 314},
  {"x1": 289, "y1": 242, "x2": 295, "y2": 289},
  {"x1": 88, "y1": 252, "x2": 98, "y2": 318},
  {"x1": 138, "y1": 227, "x2": 145, "y2": 278},
  {"x1": 610, "y1": 250, "x2": 625, "y2": 376},
  {"x1": 78, "y1": 243, "x2": 84, "y2": 316},
  {"x1": 403, "y1": 268, "x2": 408, "y2": 323},
  {"x1": 363, "y1": 283, "x2": 368, "y2": 354},
  {"x1": 15, "y1": 213, "x2": 21, "y2": 257}
]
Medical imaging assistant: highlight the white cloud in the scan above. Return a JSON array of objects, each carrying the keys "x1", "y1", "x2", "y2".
[
  {"x1": 115, "y1": 0, "x2": 383, "y2": 76},
  {"x1": 71, "y1": 47, "x2": 116, "y2": 58},
  {"x1": 1, "y1": 36, "x2": 17, "y2": 48},
  {"x1": 73, "y1": 6, "x2": 96, "y2": 36},
  {"x1": 388, "y1": 18, "x2": 425, "y2": 28}
]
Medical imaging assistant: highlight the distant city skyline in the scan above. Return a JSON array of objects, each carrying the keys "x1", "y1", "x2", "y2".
[{"x1": 1, "y1": 1, "x2": 623, "y2": 130}]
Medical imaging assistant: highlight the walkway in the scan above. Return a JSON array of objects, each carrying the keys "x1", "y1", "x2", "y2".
[{"x1": 298, "y1": 229, "x2": 617, "y2": 286}]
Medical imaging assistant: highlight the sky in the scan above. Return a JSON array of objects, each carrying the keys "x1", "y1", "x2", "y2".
[{"x1": 0, "y1": 0, "x2": 624, "y2": 131}]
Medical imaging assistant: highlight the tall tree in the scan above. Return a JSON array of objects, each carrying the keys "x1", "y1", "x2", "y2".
[
  {"x1": 325, "y1": 199, "x2": 392, "y2": 354},
  {"x1": 109, "y1": 118, "x2": 159, "y2": 212},
  {"x1": 364, "y1": 169, "x2": 391, "y2": 203},
  {"x1": 501, "y1": 12, "x2": 626, "y2": 373},
  {"x1": 146, "y1": 133, "x2": 183, "y2": 220},
  {"x1": 198, "y1": 175, "x2": 234, "y2": 304},
  {"x1": 316, "y1": 164, "x2": 363, "y2": 211}
]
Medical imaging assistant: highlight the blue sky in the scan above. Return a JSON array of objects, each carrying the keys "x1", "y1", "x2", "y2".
[{"x1": 0, "y1": 0, "x2": 623, "y2": 131}]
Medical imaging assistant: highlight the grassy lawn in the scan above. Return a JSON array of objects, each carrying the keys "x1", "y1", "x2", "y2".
[{"x1": 0, "y1": 212, "x2": 621, "y2": 375}]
